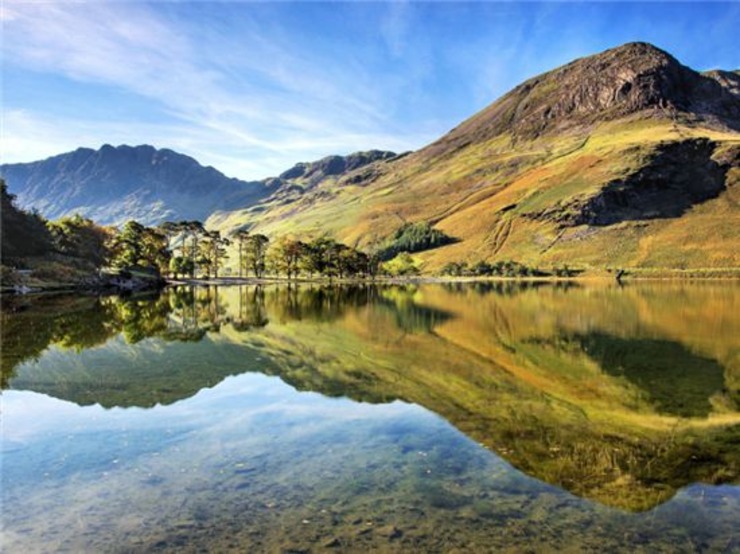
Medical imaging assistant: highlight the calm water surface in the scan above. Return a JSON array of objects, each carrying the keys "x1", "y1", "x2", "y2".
[{"x1": 2, "y1": 283, "x2": 739, "y2": 553}]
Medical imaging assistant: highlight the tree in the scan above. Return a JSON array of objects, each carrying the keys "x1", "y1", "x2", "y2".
[
  {"x1": 231, "y1": 228, "x2": 251, "y2": 278},
  {"x1": 303, "y1": 237, "x2": 337, "y2": 277},
  {"x1": 197, "y1": 230, "x2": 230, "y2": 279},
  {"x1": 157, "y1": 221, "x2": 185, "y2": 273},
  {"x1": 169, "y1": 256, "x2": 194, "y2": 279},
  {"x1": 109, "y1": 220, "x2": 170, "y2": 273},
  {"x1": 366, "y1": 253, "x2": 382, "y2": 279},
  {"x1": 244, "y1": 234, "x2": 269, "y2": 278},
  {"x1": 335, "y1": 244, "x2": 362, "y2": 279},
  {"x1": 0, "y1": 179, "x2": 54, "y2": 263},
  {"x1": 300, "y1": 239, "x2": 367, "y2": 279},
  {"x1": 377, "y1": 221, "x2": 455, "y2": 261},
  {"x1": 382, "y1": 252, "x2": 420, "y2": 276},
  {"x1": 110, "y1": 221, "x2": 145, "y2": 268},
  {"x1": 441, "y1": 261, "x2": 469, "y2": 277},
  {"x1": 177, "y1": 220, "x2": 205, "y2": 278},
  {"x1": 47, "y1": 214, "x2": 112, "y2": 268},
  {"x1": 471, "y1": 260, "x2": 493, "y2": 276},
  {"x1": 269, "y1": 237, "x2": 306, "y2": 279}
]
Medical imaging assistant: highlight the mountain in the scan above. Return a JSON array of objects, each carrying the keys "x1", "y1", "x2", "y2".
[
  {"x1": 208, "y1": 149, "x2": 400, "y2": 231},
  {"x1": 0, "y1": 144, "x2": 272, "y2": 226},
  {"x1": 0, "y1": 145, "x2": 397, "y2": 228},
  {"x1": 209, "y1": 42, "x2": 740, "y2": 272}
]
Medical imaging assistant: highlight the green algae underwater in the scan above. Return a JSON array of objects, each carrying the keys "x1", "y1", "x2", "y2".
[{"x1": 2, "y1": 282, "x2": 739, "y2": 553}]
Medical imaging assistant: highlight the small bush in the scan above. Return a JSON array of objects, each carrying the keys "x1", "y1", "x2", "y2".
[{"x1": 382, "y1": 252, "x2": 420, "y2": 276}]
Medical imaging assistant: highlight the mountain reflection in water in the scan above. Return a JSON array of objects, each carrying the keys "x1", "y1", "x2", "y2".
[{"x1": 3, "y1": 282, "x2": 739, "y2": 517}]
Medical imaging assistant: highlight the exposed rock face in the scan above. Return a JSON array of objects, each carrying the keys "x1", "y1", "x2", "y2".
[
  {"x1": 255, "y1": 150, "x2": 398, "y2": 206},
  {"x1": 278, "y1": 150, "x2": 397, "y2": 186},
  {"x1": 528, "y1": 139, "x2": 736, "y2": 227},
  {"x1": 704, "y1": 69, "x2": 740, "y2": 99},
  {"x1": 428, "y1": 42, "x2": 740, "y2": 156},
  {"x1": 1, "y1": 144, "x2": 276, "y2": 226}
]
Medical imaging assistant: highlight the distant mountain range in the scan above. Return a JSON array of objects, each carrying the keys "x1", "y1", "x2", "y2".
[
  {"x1": 1, "y1": 144, "x2": 396, "y2": 227},
  {"x1": 3, "y1": 42, "x2": 739, "y2": 270}
]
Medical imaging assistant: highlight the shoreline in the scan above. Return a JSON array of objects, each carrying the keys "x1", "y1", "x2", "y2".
[
  {"x1": 168, "y1": 268, "x2": 740, "y2": 287},
  {"x1": 3, "y1": 268, "x2": 739, "y2": 296}
]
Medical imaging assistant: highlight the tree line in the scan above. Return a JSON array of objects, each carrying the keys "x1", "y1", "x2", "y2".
[
  {"x1": 158, "y1": 223, "x2": 390, "y2": 280},
  {"x1": 441, "y1": 259, "x2": 579, "y2": 278},
  {"x1": 1, "y1": 181, "x2": 411, "y2": 281}
]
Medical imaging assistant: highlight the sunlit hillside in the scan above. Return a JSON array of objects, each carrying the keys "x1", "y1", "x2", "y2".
[{"x1": 208, "y1": 43, "x2": 740, "y2": 273}]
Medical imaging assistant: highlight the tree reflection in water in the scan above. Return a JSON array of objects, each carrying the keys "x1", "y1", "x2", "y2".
[{"x1": 2, "y1": 282, "x2": 739, "y2": 511}]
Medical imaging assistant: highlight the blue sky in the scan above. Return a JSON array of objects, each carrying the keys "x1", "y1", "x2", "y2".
[{"x1": 2, "y1": 1, "x2": 739, "y2": 180}]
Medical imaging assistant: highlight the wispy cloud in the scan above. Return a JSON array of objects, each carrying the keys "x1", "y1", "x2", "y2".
[
  {"x1": 4, "y1": 1, "x2": 737, "y2": 180},
  {"x1": 1, "y1": 1, "x2": 429, "y2": 178},
  {"x1": 380, "y1": 0, "x2": 413, "y2": 58}
]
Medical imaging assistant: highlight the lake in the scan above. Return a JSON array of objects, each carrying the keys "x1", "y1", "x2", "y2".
[{"x1": 2, "y1": 282, "x2": 739, "y2": 553}]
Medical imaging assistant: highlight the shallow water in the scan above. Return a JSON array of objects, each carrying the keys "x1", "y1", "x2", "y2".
[{"x1": 2, "y1": 283, "x2": 739, "y2": 552}]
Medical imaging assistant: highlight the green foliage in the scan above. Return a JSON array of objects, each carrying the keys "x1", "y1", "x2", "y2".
[
  {"x1": 268, "y1": 237, "x2": 307, "y2": 279},
  {"x1": 264, "y1": 235, "x2": 377, "y2": 280},
  {"x1": 0, "y1": 179, "x2": 54, "y2": 264},
  {"x1": 377, "y1": 222, "x2": 455, "y2": 261},
  {"x1": 159, "y1": 220, "x2": 206, "y2": 278},
  {"x1": 302, "y1": 237, "x2": 338, "y2": 277},
  {"x1": 109, "y1": 220, "x2": 171, "y2": 274},
  {"x1": 336, "y1": 246, "x2": 369, "y2": 279},
  {"x1": 245, "y1": 234, "x2": 269, "y2": 278},
  {"x1": 231, "y1": 228, "x2": 250, "y2": 278},
  {"x1": 169, "y1": 256, "x2": 194, "y2": 278},
  {"x1": 441, "y1": 259, "x2": 549, "y2": 277},
  {"x1": 197, "y1": 230, "x2": 230, "y2": 279},
  {"x1": 305, "y1": 238, "x2": 370, "y2": 279},
  {"x1": 232, "y1": 228, "x2": 269, "y2": 278},
  {"x1": 441, "y1": 261, "x2": 469, "y2": 277},
  {"x1": 553, "y1": 264, "x2": 581, "y2": 278},
  {"x1": 382, "y1": 252, "x2": 420, "y2": 276},
  {"x1": 47, "y1": 214, "x2": 111, "y2": 268}
]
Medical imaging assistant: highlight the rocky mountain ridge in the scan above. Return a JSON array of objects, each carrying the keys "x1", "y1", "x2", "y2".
[
  {"x1": 426, "y1": 42, "x2": 740, "y2": 158},
  {"x1": 1, "y1": 145, "x2": 395, "y2": 227}
]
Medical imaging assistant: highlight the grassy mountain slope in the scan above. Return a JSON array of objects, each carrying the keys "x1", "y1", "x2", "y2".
[{"x1": 209, "y1": 43, "x2": 740, "y2": 272}]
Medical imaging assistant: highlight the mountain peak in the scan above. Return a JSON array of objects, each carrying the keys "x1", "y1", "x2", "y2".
[
  {"x1": 604, "y1": 41, "x2": 674, "y2": 58},
  {"x1": 428, "y1": 42, "x2": 740, "y2": 156}
]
